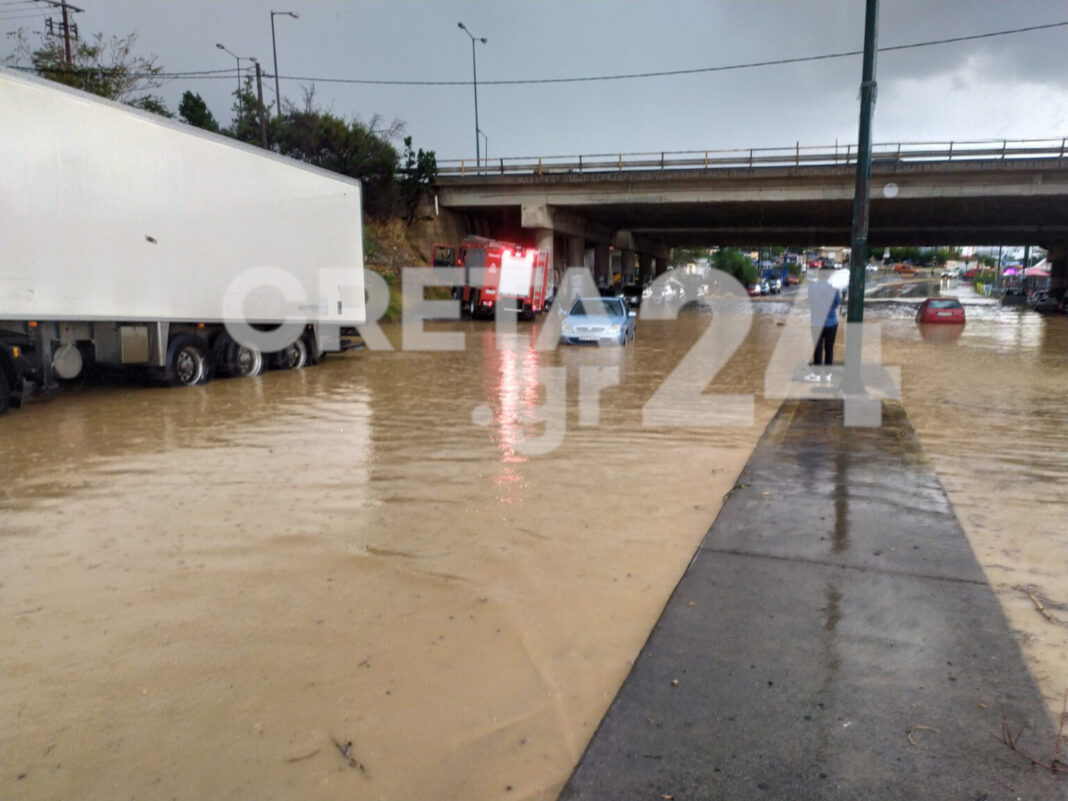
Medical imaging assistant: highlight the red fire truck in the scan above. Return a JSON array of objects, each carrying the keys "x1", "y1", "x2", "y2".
[{"x1": 432, "y1": 236, "x2": 551, "y2": 320}]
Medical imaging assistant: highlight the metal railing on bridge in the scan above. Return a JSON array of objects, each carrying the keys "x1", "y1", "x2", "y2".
[{"x1": 436, "y1": 137, "x2": 1068, "y2": 177}]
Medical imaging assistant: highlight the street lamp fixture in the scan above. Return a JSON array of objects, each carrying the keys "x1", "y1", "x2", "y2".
[
  {"x1": 271, "y1": 11, "x2": 299, "y2": 119},
  {"x1": 216, "y1": 43, "x2": 256, "y2": 117},
  {"x1": 457, "y1": 22, "x2": 487, "y2": 169}
]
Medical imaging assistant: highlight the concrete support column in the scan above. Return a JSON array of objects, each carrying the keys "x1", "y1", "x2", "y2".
[
  {"x1": 654, "y1": 256, "x2": 670, "y2": 277},
  {"x1": 637, "y1": 253, "x2": 652, "y2": 285},
  {"x1": 594, "y1": 244, "x2": 610, "y2": 287},
  {"x1": 621, "y1": 250, "x2": 636, "y2": 286},
  {"x1": 1049, "y1": 243, "x2": 1067, "y2": 300},
  {"x1": 535, "y1": 227, "x2": 556, "y2": 287},
  {"x1": 568, "y1": 235, "x2": 586, "y2": 268}
]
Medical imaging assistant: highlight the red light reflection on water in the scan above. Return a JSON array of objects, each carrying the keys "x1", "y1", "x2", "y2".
[{"x1": 481, "y1": 328, "x2": 544, "y2": 505}]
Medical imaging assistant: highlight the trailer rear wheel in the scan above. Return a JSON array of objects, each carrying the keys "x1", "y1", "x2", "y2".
[
  {"x1": 212, "y1": 333, "x2": 266, "y2": 378},
  {"x1": 164, "y1": 334, "x2": 209, "y2": 387},
  {"x1": 271, "y1": 336, "x2": 309, "y2": 370},
  {"x1": 233, "y1": 343, "x2": 265, "y2": 377}
]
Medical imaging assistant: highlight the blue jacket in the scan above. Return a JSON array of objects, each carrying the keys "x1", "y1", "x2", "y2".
[
  {"x1": 824, "y1": 290, "x2": 841, "y2": 327},
  {"x1": 808, "y1": 281, "x2": 841, "y2": 328}
]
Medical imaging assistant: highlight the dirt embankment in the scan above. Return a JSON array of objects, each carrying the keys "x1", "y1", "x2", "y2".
[
  {"x1": 364, "y1": 203, "x2": 469, "y2": 276},
  {"x1": 363, "y1": 202, "x2": 470, "y2": 319}
]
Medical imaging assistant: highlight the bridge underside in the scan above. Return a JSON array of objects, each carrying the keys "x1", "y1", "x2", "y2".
[
  {"x1": 459, "y1": 196, "x2": 1067, "y2": 249},
  {"x1": 437, "y1": 158, "x2": 1068, "y2": 291},
  {"x1": 591, "y1": 195, "x2": 1068, "y2": 248},
  {"x1": 439, "y1": 160, "x2": 1068, "y2": 249}
]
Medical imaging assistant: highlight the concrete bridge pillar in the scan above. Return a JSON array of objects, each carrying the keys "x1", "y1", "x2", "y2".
[
  {"x1": 535, "y1": 227, "x2": 557, "y2": 286},
  {"x1": 568, "y1": 235, "x2": 586, "y2": 268},
  {"x1": 594, "y1": 244, "x2": 611, "y2": 287},
  {"x1": 654, "y1": 256, "x2": 670, "y2": 277},
  {"x1": 621, "y1": 250, "x2": 636, "y2": 286},
  {"x1": 1049, "y1": 243, "x2": 1067, "y2": 300},
  {"x1": 637, "y1": 253, "x2": 652, "y2": 285}
]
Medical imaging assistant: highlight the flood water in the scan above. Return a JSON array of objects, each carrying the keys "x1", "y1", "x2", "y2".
[{"x1": 2, "y1": 286, "x2": 1066, "y2": 800}]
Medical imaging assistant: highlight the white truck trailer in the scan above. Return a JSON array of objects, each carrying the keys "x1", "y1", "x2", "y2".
[{"x1": 0, "y1": 69, "x2": 366, "y2": 415}]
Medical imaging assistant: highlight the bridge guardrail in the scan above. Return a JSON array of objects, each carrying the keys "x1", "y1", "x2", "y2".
[{"x1": 436, "y1": 137, "x2": 1068, "y2": 177}]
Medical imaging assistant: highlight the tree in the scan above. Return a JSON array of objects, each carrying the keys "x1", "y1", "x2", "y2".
[
  {"x1": 887, "y1": 246, "x2": 924, "y2": 264},
  {"x1": 671, "y1": 246, "x2": 710, "y2": 266},
  {"x1": 178, "y1": 91, "x2": 220, "y2": 132},
  {"x1": 269, "y1": 88, "x2": 403, "y2": 217},
  {"x1": 221, "y1": 76, "x2": 264, "y2": 144},
  {"x1": 713, "y1": 248, "x2": 758, "y2": 286},
  {"x1": 5, "y1": 29, "x2": 170, "y2": 116},
  {"x1": 929, "y1": 247, "x2": 962, "y2": 267},
  {"x1": 398, "y1": 136, "x2": 437, "y2": 223}
]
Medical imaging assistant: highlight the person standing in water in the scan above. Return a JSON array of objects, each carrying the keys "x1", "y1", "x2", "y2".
[{"x1": 807, "y1": 270, "x2": 841, "y2": 382}]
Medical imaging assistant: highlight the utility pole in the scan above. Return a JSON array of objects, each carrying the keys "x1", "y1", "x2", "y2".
[
  {"x1": 60, "y1": 0, "x2": 73, "y2": 65},
  {"x1": 843, "y1": 0, "x2": 879, "y2": 395},
  {"x1": 43, "y1": 1, "x2": 83, "y2": 68},
  {"x1": 255, "y1": 61, "x2": 268, "y2": 148}
]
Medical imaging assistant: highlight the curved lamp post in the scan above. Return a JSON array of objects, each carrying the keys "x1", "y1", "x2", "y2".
[
  {"x1": 457, "y1": 22, "x2": 487, "y2": 168},
  {"x1": 270, "y1": 11, "x2": 299, "y2": 118},
  {"x1": 216, "y1": 43, "x2": 256, "y2": 117}
]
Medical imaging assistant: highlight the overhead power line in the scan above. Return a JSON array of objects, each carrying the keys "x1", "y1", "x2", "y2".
[
  {"x1": 270, "y1": 20, "x2": 1068, "y2": 87},
  {"x1": 4, "y1": 20, "x2": 1065, "y2": 84},
  {"x1": 6, "y1": 64, "x2": 239, "y2": 78}
]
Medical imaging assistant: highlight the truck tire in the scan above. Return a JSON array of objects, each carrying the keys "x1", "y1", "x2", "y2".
[
  {"x1": 213, "y1": 333, "x2": 265, "y2": 378},
  {"x1": 270, "y1": 335, "x2": 309, "y2": 370},
  {"x1": 466, "y1": 291, "x2": 479, "y2": 319},
  {"x1": 164, "y1": 333, "x2": 209, "y2": 387}
]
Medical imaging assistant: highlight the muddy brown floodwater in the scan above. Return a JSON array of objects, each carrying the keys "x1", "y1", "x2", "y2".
[{"x1": 2, "y1": 291, "x2": 1066, "y2": 800}]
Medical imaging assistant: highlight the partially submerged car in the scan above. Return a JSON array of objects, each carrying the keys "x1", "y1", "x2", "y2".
[
  {"x1": 916, "y1": 297, "x2": 965, "y2": 325},
  {"x1": 1029, "y1": 290, "x2": 1060, "y2": 313},
  {"x1": 620, "y1": 284, "x2": 644, "y2": 308},
  {"x1": 561, "y1": 297, "x2": 636, "y2": 346},
  {"x1": 1000, "y1": 286, "x2": 1027, "y2": 306}
]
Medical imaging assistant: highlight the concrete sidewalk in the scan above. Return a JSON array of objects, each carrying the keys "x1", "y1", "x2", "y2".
[{"x1": 560, "y1": 400, "x2": 1062, "y2": 800}]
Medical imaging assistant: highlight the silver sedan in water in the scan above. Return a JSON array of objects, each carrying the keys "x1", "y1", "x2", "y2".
[{"x1": 560, "y1": 297, "x2": 636, "y2": 346}]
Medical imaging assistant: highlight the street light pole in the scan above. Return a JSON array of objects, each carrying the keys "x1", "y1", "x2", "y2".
[
  {"x1": 843, "y1": 0, "x2": 879, "y2": 395},
  {"x1": 254, "y1": 59, "x2": 268, "y2": 148},
  {"x1": 270, "y1": 11, "x2": 299, "y2": 119},
  {"x1": 458, "y1": 22, "x2": 487, "y2": 169},
  {"x1": 216, "y1": 43, "x2": 251, "y2": 118}
]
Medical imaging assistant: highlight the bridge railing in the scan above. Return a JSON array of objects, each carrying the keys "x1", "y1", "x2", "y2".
[{"x1": 436, "y1": 137, "x2": 1068, "y2": 177}]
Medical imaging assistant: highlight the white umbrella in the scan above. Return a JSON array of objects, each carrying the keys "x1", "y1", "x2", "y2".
[{"x1": 827, "y1": 269, "x2": 851, "y2": 290}]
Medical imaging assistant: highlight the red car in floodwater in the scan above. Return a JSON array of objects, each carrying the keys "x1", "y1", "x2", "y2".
[{"x1": 916, "y1": 297, "x2": 965, "y2": 324}]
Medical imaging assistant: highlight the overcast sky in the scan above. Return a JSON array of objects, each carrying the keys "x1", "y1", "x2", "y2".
[{"x1": 3, "y1": 1, "x2": 1066, "y2": 163}]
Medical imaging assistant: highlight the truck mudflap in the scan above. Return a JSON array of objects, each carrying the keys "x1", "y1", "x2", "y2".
[
  {"x1": 8, "y1": 377, "x2": 33, "y2": 408},
  {"x1": 0, "y1": 336, "x2": 39, "y2": 409}
]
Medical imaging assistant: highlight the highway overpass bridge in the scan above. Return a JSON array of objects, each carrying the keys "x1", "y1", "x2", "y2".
[{"x1": 434, "y1": 139, "x2": 1068, "y2": 293}]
